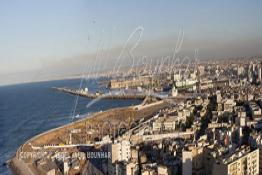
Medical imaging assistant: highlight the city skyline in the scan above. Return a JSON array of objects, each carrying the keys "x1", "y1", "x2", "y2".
[{"x1": 1, "y1": 0, "x2": 262, "y2": 86}]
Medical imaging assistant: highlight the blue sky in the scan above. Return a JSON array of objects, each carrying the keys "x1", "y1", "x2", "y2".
[{"x1": 0, "y1": 0, "x2": 262, "y2": 84}]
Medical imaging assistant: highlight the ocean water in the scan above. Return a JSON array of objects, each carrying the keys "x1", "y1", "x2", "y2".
[{"x1": 0, "y1": 78, "x2": 140, "y2": 175}]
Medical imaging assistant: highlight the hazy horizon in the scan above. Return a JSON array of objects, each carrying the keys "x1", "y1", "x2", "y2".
[{"x1": 1, "y1": 0, "x2": 262, "y2": 85}]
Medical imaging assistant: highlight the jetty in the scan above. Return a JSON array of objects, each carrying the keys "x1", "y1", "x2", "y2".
[{"x1": 52, "y1": 87, "x2": 149, "y2": 100}]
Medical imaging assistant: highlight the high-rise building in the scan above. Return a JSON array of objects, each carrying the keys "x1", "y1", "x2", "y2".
[
  {"x1": 248, "y1": 62, "x2": 253, "y2": 82},
  {"x1": 237, "y1": 65, "x2": 244, "y2": 76},
  {"x1": 212, "y1": 147, "x2": 259, "y2": 175}
]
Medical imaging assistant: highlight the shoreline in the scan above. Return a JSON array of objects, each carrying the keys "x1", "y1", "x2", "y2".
[
  {"x1": 6, "y1": 107, "x2": 119, "y2": 174},
  {"x1": 7, "y1": 100, "x2": 167, "y2": 175}
]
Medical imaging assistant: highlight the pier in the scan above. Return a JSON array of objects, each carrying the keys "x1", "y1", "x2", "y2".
[
  {"x1": 52, "y1": 87, "x2": 199, "y2": 101},
  {"x1": 52, "y1": 87, "x2": 148, "y2": 100}
]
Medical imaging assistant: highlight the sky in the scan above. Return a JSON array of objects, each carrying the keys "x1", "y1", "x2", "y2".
[{"x1": 0, "y1": 0, "x2": 262, "y2": 85}]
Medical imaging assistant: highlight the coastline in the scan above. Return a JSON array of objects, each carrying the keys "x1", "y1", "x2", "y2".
[
  {"x1": 7, "y1": 100, "x2": 167, "y2": 175},
  {"x1": 7, "y1": 108, "x2": 115, "y2": 175}
]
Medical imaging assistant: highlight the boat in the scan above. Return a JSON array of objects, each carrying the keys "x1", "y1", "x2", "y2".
[{"x1": 74, "y1": 114, "x2": 80, "y2": 119}]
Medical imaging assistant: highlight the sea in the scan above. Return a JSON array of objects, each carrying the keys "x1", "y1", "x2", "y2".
[{"x1": 0, "y1": 78, "x2": 141, "y2": 175}]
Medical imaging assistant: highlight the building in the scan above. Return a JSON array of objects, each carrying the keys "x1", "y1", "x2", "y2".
[
  {"x1": 157, "y1": 165, "x2": 171, "y2": 175},
  {"x1": 152, "y1": 118, "x2": 164, "y2": 132},
  {"x1": 223, "y1": 99, "x2": 236, "y2": 112},
  {"x1": 141, "y1": 169, "x2": 157, "y2": 175},
  {"x1": 152, "y1": 117, "x2": 177, "y2": 132},
  {"x1": 258, "y1": 65, "x2": 262, "y2": 81},
  {"x1": 182, "y1": 150, "x2": 192, "y2": 175},
  {"x1": 181, "y1": 145, "x2": 206, "y2": 175},
  {"x1": 126, "y1": 162, "x2": 139, "y2": 175},
  {"x1": 216, "y1": 91, "x2": 222, "y2": 103},
  {"x1": 109, "y1": 76, "x2": 152, "y2": 89},
  {"x1": 234, "y1": 106, "x2": 247, "y2": 127},
  {"x1": 213, "y1": 79, "x2": 230, "y2": 89},
  {"x1": 237, "y1": 65, "x2": 245, "y2": 76},
  {"x1": 212, "y1": 147, "x2": 259, "y2": 175},
  {"x1": 175, "y1": 79, "x2": 197, "y2": 89},
  {"x1": 249, "y1": 102, "x2": 262, "y2": 120},
  {"x1": 171, "y1": 86, "x2": 178, "y2": 97},
  {"x1": 174, "y1": 71, "x2": 181, "y2": 81},
  {"x1": 63, "y1": 161, "x2": 70, "y2": 175},
  {"x1": 259, "y1": 145, "x2": 262, "y2": 174},
  {"x1": 195, "y1": 96, "x2": 203, "y2": 106},
  {"x1": 198, "y1": 65, "x2": 205, "y2": 76},
  {"x1": 163, "y1": 117, "x2": 176, "y2": 131},
  {"x1": 199, "y1": 79, "x2": 213, "y2": 90},
  {"x1": 110, "y1": 140, "x2": 131, "y2": 163}
]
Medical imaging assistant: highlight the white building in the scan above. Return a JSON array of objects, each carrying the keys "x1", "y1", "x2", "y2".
[
  {"x1": 216, "y1": 91, "x2": 222, "y2": 103},
  {"x1": 171, "y1": 86, "x2": 178, "y2": 97},
  {"x1": 213, "y1": 147, "x2": 259, "y2": 175},
  {"x1": 110, "y1": 140, "x2": 131, "y2": 163},
  {"x1": 223, "y1": 99, "x2": 236, "y2": 112}
]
